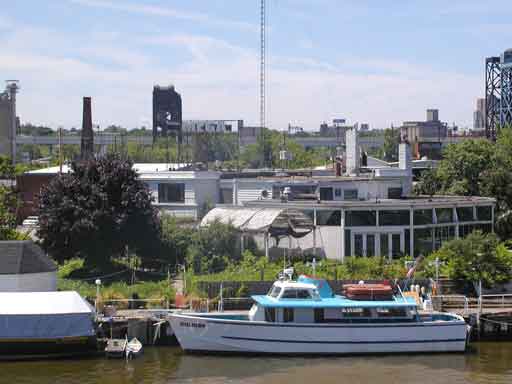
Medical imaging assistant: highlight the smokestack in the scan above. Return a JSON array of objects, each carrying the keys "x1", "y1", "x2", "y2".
[
  {"x1": 345, "y1": 125, "x2": 359, "y2": 175},
  {"x1": 80, "y1": 97, "x2": 94, "y2": 160}
]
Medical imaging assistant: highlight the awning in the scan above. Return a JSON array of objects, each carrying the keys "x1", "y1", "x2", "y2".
[{"x1": 201, "y1": 207, "x2": 314, "y2": 238}]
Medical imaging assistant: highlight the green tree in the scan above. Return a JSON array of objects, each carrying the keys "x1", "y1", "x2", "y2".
[
  {"x1": 423, "y1": 231, "x2": 512, "y2": 287},
  {"x1": 382, "y1": 128, "x2": 400, "y2": 162},
  {"x1": 37, "y1": 154, "x2": 161, "y2": 268},
  {"x1": 159, "y1": 215, "x2": 195, "y2": 266},
  {"x1": 0, "y1": 156, "x2": 15, "y2": 179},
  {"x1": 0, "y1": 185, "x2": 24, "y2": 240},
  {"x1": 186, "y1": 220, "x2": 239, "y2": 274}
]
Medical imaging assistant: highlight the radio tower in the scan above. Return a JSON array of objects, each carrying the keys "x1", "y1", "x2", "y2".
[
  {"x1": 260, "y1": 0, "x2": 270, "y2": 167},
  {"x1": 260, "y1": 0, "x2": 266, "y2": 131}
]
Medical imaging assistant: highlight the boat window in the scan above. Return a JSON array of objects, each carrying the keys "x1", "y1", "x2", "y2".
[
  {"x1": 314, "y1": 308, "x2": 324, "y2": 323},
  {"x1": 269, "y1": 286, "x2": 281, "y2": 298},
  {"x1": 376, "y1": 307, "x2": 407, "y2": 317},
  {"x1": 281, "y1": 289, "x2": 312, "y2": 299},
  {"x1": 341, "y1": 308, "x2": 371, "y2": 317},
  {"x1": 283, "y1": 308, "x2": 294, "y2": 323},
  {"x1": 265, "y1": 307, "x2": 276, "y2": 322}
]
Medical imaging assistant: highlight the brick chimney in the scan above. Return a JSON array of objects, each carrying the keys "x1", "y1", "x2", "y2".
[{"x1": 80, "y1": 97, "x2": 94, "y2": 160}]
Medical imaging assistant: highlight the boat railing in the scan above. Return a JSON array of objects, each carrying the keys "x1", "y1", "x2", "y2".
[{"x1": 430, "y1": 295, "x2": 470, "y2": 315}]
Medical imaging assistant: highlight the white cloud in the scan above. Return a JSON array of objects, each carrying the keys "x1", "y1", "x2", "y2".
[{"x1": 68, "y1": 0, "x2": 258, "y2": 32}]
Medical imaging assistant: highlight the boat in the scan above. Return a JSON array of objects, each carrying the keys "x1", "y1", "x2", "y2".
[
  {"x1": 105, "y1": 338, "x2": 127, "y2": 358},
  {"x1": 168, "y1": 274, "x2": 469, "y2": 355},
  {"x1": 0, "y1": 291, "x2": 97, "y2": 358},
  {"x1": 126, "y1": 337, "x2": 143, "y2": 359}
]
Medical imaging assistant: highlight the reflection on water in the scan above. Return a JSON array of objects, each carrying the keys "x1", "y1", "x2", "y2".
[{"x1": 1, "y1": 343, "x2": 512, "y2": 384}]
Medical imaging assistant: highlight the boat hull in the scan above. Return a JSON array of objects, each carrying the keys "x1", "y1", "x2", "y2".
[
  {"x1": 169, "y1": 313, "x2": 468, "y2": 355},
  {"x1": 0, "y1": 336, "x2": 98, "y2": 358}
]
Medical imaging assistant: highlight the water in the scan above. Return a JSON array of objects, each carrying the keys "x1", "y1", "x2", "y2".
[{"x1": 2, "y1": 343, "x2": 512, "y2": 384}]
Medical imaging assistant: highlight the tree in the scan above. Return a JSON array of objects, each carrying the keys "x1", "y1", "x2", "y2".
[
  {"x1": 37, "y1": 154, "x2": 161, "y2": 268},
  {"x1": 382, "y1": 128, "x2": 400, "y2": 162},
  {"x1": 0, "y1": 185, "x2": 24, "y2": 240},
  {"x1": 423, "y1": 231, "x2": 512, "y2": 287},
  {"x1": 0, "y1": 156, "x2": 14, "y2": 179},
  {"x1": 186, "y1": 220, "x2": 239, "y2": 274}
]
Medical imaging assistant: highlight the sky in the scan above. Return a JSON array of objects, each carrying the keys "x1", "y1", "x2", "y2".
[{"x1": 1, "y1": 0, "x2": 512, "y2": 131}]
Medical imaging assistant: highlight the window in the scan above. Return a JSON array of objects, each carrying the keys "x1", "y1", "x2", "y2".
[
  {"x1": 269, "y1": 286, "x2": 281, "y2": 298},
  {"x1": 477, "y1": 206, "x2": 492, "y2": 221},
  {"x1": 283, "y1": 308, "x2": 294, "y2": 323},
  {"x1": 158, "y1": 183, "x2": 185, "y2": 203},
  {"x1": 314, "y1": 308, "x2": 325, "y2": 323},
  {"x1": 376, "y1": 308, "x2": 407, "y2": 317},
  {"x1": 414, "y1": 228, "x2": 433, "y2": 257},
  {"x1": 265, "y1": 308, "x2": 276, "y2": 322},
  {"x1": 316, "y1": 210, "x2": 341, "y2": 226},
  {"x1": 379, "y1": 210, "x2": 410, "y2": 226},
  {"x1": 388, "y1": 187, "x2": 403, "y2": 199},
  {"x1": 320, "y1": 187, "x2": 334, "y2": 201},
  {"x1": 457, "y1": 207, "x2": 474, "y2": 222},
  {"x1": 413, "y1": 209, "x2": 433, "y2": 225},
  {"x1": 436, "y1": 208, "x2": 453, "y2": 223},
  {"x1": 345, "y1": 229, "x2": 351, "y2": 256},
  {"x1": 434, "y1": 226, "x2": 455, "y2": 250},
  {"x1": 341, "y1": 308, "x2": 371, "y2": 317},
  {"x1": 343, "y1": 189, "x2": 358, "y2": 200},
  {"x1": 380, "y1": 233, "x2": 389, "y2": 258},
  {"x1": 346, "y1": 211, "x2": 377, "y2": 226},
  {"x1": 281, "y1": 289, "x2": 312, "y2": 299},
  {"x1": 335, "y1": 188, "x2": 342, "y2": 197}
]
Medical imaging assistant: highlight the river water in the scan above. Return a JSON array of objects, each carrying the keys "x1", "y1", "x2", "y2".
[{"x1": 2, "y1": 343, "x2": 512, "y2": 384}]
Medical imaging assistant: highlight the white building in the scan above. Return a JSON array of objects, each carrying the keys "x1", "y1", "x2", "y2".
[{"x1": 0, "y1": 241, "x2": 57, "y2": 292}]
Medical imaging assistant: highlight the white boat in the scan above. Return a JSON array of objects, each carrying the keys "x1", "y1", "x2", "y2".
[
  {"x1": 169, "y1": 275, "x2": 469, "y2": 355},
  {"x1": 125, "y1": 337, "x2": 143, "y2": 359}
]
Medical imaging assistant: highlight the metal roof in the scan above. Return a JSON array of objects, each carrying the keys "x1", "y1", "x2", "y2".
[{"x1": 0, "y1": 241, "x2": 56, "y2": 275}]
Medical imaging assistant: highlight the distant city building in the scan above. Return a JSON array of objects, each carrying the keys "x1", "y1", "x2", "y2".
[
  {"x1": 473, "y1": 98, "x2": 485, "y2": 130},
  {"x1": 400, "y1": 109, "x2": 448, "y2": 160},
  {"x1": 360, "y1": 123, "x2": 369, "y2": 131},
  {"x1": 182, "y1": 120, "x2": 242, "y2": 134},
  {"x1": 152, "y1": 85, "x2": 182, "y2": 138},
  {"x1": 287, "y1": 124, "x2": 304, "y2": 134},
  {"x1": 319, "y1": 119, "x2": 350, "y2": 138}
]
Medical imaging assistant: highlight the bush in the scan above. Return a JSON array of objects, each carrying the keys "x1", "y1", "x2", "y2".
[{"x1": 422, "y1": 231, "x2": 512, "y2": 287}]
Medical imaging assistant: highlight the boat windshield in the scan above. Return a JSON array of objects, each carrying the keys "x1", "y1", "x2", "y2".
[{"x1": 268, "y1": 285, "x2": 282, "y2": 298}]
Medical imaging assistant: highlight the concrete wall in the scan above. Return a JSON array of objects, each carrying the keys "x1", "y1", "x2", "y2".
[{"x1": 0, "y1": 271, "x2": 57, "y2": 292}]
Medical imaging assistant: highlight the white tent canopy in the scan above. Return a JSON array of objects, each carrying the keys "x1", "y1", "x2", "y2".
[
  {"x1": 0, "y1": 291, "x2": 93, "y2": 315},
  {"x1": 201, "y1": 207, "x2": 314, "y2": 235}
]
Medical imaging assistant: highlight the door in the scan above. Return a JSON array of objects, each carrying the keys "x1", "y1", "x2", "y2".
[{"x1": 351, "y1": 233, "x2": 377, "y2": 257}]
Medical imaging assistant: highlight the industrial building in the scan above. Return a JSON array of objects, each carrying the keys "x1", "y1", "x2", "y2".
[
  {"x1": 473, "y1": 98, "x2": 486, "y2": 131},
  {"x1": 0, "y1": 81, "x2": 19, "y2": 160},
  {"x1": 400, "y1": 109, "x2": 448, "y2": 159},
  {"x1": 485, "y1": 49, "x2": 512, "y2": 140},
  {"x1": 152, "y1": 85, "x2": 182, "y2": 138}
]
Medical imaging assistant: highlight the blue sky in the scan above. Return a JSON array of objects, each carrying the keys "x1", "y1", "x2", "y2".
[{"x1": 1, "y1": 0, "x2": 512, "y2": 130}]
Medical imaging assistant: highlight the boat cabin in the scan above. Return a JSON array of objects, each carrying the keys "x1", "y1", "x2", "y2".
[{"x1": 249, "y1": 276, "x2": 419, "y2": 324}]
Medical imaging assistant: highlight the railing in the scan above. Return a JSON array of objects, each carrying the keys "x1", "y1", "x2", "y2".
[
  {"x1": 479, "y1": 294, "x2": 512, "y2": 311},
  {"x1": 431, "y1": 295, "x2": 470, "y2": 315}
]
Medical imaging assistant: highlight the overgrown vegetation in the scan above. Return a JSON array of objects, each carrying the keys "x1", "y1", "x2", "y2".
[
  {"x1": 415, "y1": 127, "x2": 512, "y2": 240},
  {"x1": 420, "y1": 231, "x2": 512, "y2": 287}
]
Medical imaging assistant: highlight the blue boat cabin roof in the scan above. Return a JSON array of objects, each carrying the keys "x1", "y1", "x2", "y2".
[{"x1": 251, "y1": 294, "x2": 418, "y2": 309}]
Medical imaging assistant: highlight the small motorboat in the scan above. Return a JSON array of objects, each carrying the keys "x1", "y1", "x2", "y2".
[
  {"x1": 343, "y1": 283, "x2": 394, "y2": 301},
  {"x1": 125, "y1": 338, "x2": 143, "y2": 359},
  {"x1": 105, "y1": 338, "x2": 127, "y2": 358}
]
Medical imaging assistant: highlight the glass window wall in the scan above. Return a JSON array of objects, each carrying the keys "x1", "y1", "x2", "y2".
[
  {"x1": 316, "y1": 210, "x2": 341, "y2": 226},
  {"x1": 436, "y1": 208, "x2": 453, "y2": 223},
  {"x1": 379, "y1": 210, "x2": 410, "y2": 226},
  {"x1": 476, "y1": 206, "x2": 492, "y2": 221},
  {"x1": 413, "y1": 209, "x2": 433, "y2": 225},
  {"x1": 346, "y1": 211, "x2": 377, "y2": 226},
  {"x1": 456, "y1": 207, "x2": 474, "y2": 222}
]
